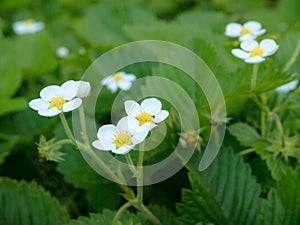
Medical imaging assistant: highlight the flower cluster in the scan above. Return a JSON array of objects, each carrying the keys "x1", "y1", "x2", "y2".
[
  {"x1": 225, "y1": 20, "x2": 279, "y2": 64},
  {"x1": 92, "y1": 98, "x2": 169, "y2": 154},
  {"x1": 29, "y1": 80, "x2": 90, "y2": 117}
]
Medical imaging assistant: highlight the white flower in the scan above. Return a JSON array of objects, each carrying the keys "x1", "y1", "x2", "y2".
[
  {"x1": 276, "y1": 80, "x2": 298, "y2": 93},
  {"x1": 92, "y1": 116, "x2": 149, "y2": 154},
  {"x1": 232, "y1": 39, "x2": 279, "y2": 64},
  {"x1": 56, "y1": 46, "x2": 69, "y2": 58},
  {"x1": 29, "y1": 80, "x2": 82, "y2": 117},
  {"x1": 225, "y1": 21, "x2": 266, "y2": 41},
  {"x1": 101, "y1": 72, "x2": 136, "y2": 93},
  {"x1": 76, "y1": 81, "x2": 91, "y2": 98},
  {"x1": 13, "y1": 19, "x2": 44, "y2": 35},
  {"x1": 124, "y1": 98, "x2": 169, "y2": 130}
]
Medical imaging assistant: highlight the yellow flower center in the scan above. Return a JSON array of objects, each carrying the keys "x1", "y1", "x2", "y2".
[
  {"x1": 113, "y1": 73, "x2": 123, "y2": 82},
  {"x1": 113, "y1": 132, "x2": 132, "y2": 148},
  {"x1": 49, "y1": 97, "x2": 66, "y2": 109},
  {"x1": 24, "y1": 19, "x2": 34, "y2": 26},
  {"x1": 249, "y1": 46, "x2": 264, "y2": 57},
  {"x1": 136, "y1": 112, "x2": 153, "y2": 124},
  {"x1": 240, "y1": 26, "x2": 251, "y2": 35}
]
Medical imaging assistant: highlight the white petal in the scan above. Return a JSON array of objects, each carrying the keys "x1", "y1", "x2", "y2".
[
  {"x1": 92, "y1": 140, "x2": 110, "y2": 151},
  {"x1": 253, "y1": 29, "x2": 266, "y2": 36},
  {"x1": 141, "y1": 98, "x2": 162, "y2": 115},
  {"x1": 107, "y1": 82, "x2": 118, "y2": 93},
  {"x1": 260, "y1": 39, "x2": 279, "y2": 56},
  {"x1": 40, "y1": 85, "x2": 61, "y2": 101},
  {"x1": 241, "y1": 40, "x2": 258, "y2": 52},
  {"x1": 61, "y1": 80, "x2": 77, "y2": 100},
  {"x1": 232, "y1": 49, "x2": 249, "y2": 60},
  {"x1": 124, "y1": 74, "x2": 136, "y2": 81},
  {"x1": 29, "y1": 98, "x2": 49, "y2": 111},
  {"x1": 112, "y1": 145, "x2": 133, "y2": 154},
  {"x1": 153, "y1": 110, "x2": 169, "y2": 123},
  {"x1": 276, "y1": 80, "x2": 298, "y2": 93},
  {"x1": 116, "y1": 116, "x2": 131, "y2": 131},
  {"x1": 38, "y1": 108, "x2": 61, "y2": 117},
  {"x1": 239, "y1": 34, "x2": 256, "y2": 41},
  {"x1": 118, "y1": 80, "x2": 132, "y2": 91},
  {"x1": 245, "y1": 57, "x2": 265, "y2": 64},
  {"x1": 132, "y1": 125, "x2": 149, "y2": 144},
  {"x1": 101, "y1": 76, "x2": 113, "y2": 85},
  {"x1": 125, "y1": 100, "x2": 141, "y2": 117},
  {"x1": 244, "y1": 21, "x2": 262, "y2": 31},
  {"x1": 225, "y1": 23, "x2": 242, "y2": 37},
  {"x1": 62, "y1": 98, "x2": 82, "y2": 112},
  {"x1": 127, "y1": 116, "x2": 140, "y2": 133},
  {"x1": 97, "y1": 125, "x2": 117, "y2": 141}
]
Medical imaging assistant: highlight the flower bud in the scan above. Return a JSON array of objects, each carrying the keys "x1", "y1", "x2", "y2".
[{"x1": 76, "y1": 81, "x2": 91, "y2": 98}]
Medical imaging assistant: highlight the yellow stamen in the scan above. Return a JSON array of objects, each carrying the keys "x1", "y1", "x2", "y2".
[
  {"x1": 113, "y1": 132, "x2": 132, "y2": 148},
  {"x1": 24, "y1": 19, "x2": 34, "y2": 26},
  {"x1": 136, "y1": 112, "x2": 153, "y2": 124},
  {"x1": 113, "y1": 73, "x2": 123, "y2": 82},
  {"x1": 249, "y1": 47, "x2": 264, "y2": 57},
  {"x1": 241, "y1": 27, "x2": 251, "y2": 35},
  {"x1": 49, "y1": 97, "x2": 66, "y2": 109}
]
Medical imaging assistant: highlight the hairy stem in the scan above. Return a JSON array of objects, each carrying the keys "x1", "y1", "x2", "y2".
[
  {"x1": 250, "y1": 64, "x2": 259, "y2": 93},
  {"x1": 59, "y1": 113, "x2": 77, "y2": 145},
  {"x1": 112, "y1": 200, "x2": 137, "y2": 225},
  {"x1": 137, "y1": 142, "x2": 144, "y2": 204}
]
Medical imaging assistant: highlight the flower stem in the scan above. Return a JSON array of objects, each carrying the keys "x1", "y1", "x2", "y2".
[
  {"x1": 112, "y1": 200, "x2": 137, "y2": 225},
  {"x1": 50, "y1": 139, "x2": 74, "y2": 149},
  {"x1": 59, "y1": 113, "x2": 77, "y2": 145},
  {"x1": 79, "y1": 105, "x2": 89, "y2": 145},
  {"x1": 250, "y1": 64, "x2": 259, "y2": 93},
  {"x1": 125, "y1": 153, "x2": 137, "y2": 174},
  {"x1": 271, "y1": 112, "x2": 285, "y2": 148},
  {"x1": 135, "y1": 203, "x2": 162, "y2": 225},
  {"x1": 239, "y1": 148, "x2": 255, "y2": 155},
  {"x1": 137, "y1": 142, "x2": 144, "y2": 204}
]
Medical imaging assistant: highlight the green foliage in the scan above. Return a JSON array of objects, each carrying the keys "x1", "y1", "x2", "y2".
[
  {"x1": 1, "y1": 0, "x2": 300, "y2": 224},
  {"x1": 228, "y1": 122, "x2": 261, "y2": 147},
  {"x1": 12, "y1": 31, "x2": 57, "y2": 77},
  {"x1": 256, "y1": 167, "x2": 300, "y2": 225},
  {"x1": 64, "y1": 205, "x2": 177, "y2": 225},
  {"x1": 0, "y1": 38, "x2": 26, "y2": 116},
  {"x1": 177, "y1": 149, "x2": 261, "y2": 225},
  {"x1": 0, "y1": 135, "x2": 18, "y2": 165},
  {"x1": 0, "y1": 178, "x2": 69, "y2": 225},
  {"x1": 55, "y1": 120, "x2": 122, "y2": 211}
]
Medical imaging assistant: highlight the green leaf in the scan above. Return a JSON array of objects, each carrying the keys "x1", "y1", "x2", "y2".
[
  {"x1": 12, "y1": 31, "x2": 57, "y2": 77},
  {"x1": 178, "y1": 149, "x2": 261, "y2": 225},
  {"x1": 255, "y1": 142, "x2": 290, "y2": 181},
  {"x1": 63, "y1": 209, "x2": 142, "y2": 225},
  {"x1": 73, "y1": 2, "x2": 157, "y2": 47},
  {"x1": 228, "y1": 122, "x2": 261, "y2": 147},
  {"x1": 0, "y1": 135, "x2": 18, "y2": 165},
  {"x1": 0, "y1": 38, "x2": 22, "y2": 98},
  {"x1": 278, "y1": 167, "x2": 300, "y2": 224},
  {"x1": 0, "y1": 97, "x2": 27, "y2": 116},
  {"x1": 0, "y1": 178, "x2": 69, "y2": 225},
  {"x1": 256, "y1": 189, "x2": 284, "y2": 225},
  {"x1": 256, "y1": 167, "x2": 300, "y2": 225},
  {"x1": 56, "y1": 120, "x2": 122, "y2": 211},
  {"x1": 137, "y1": 205, "x2": 179, "y2": 225}
]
